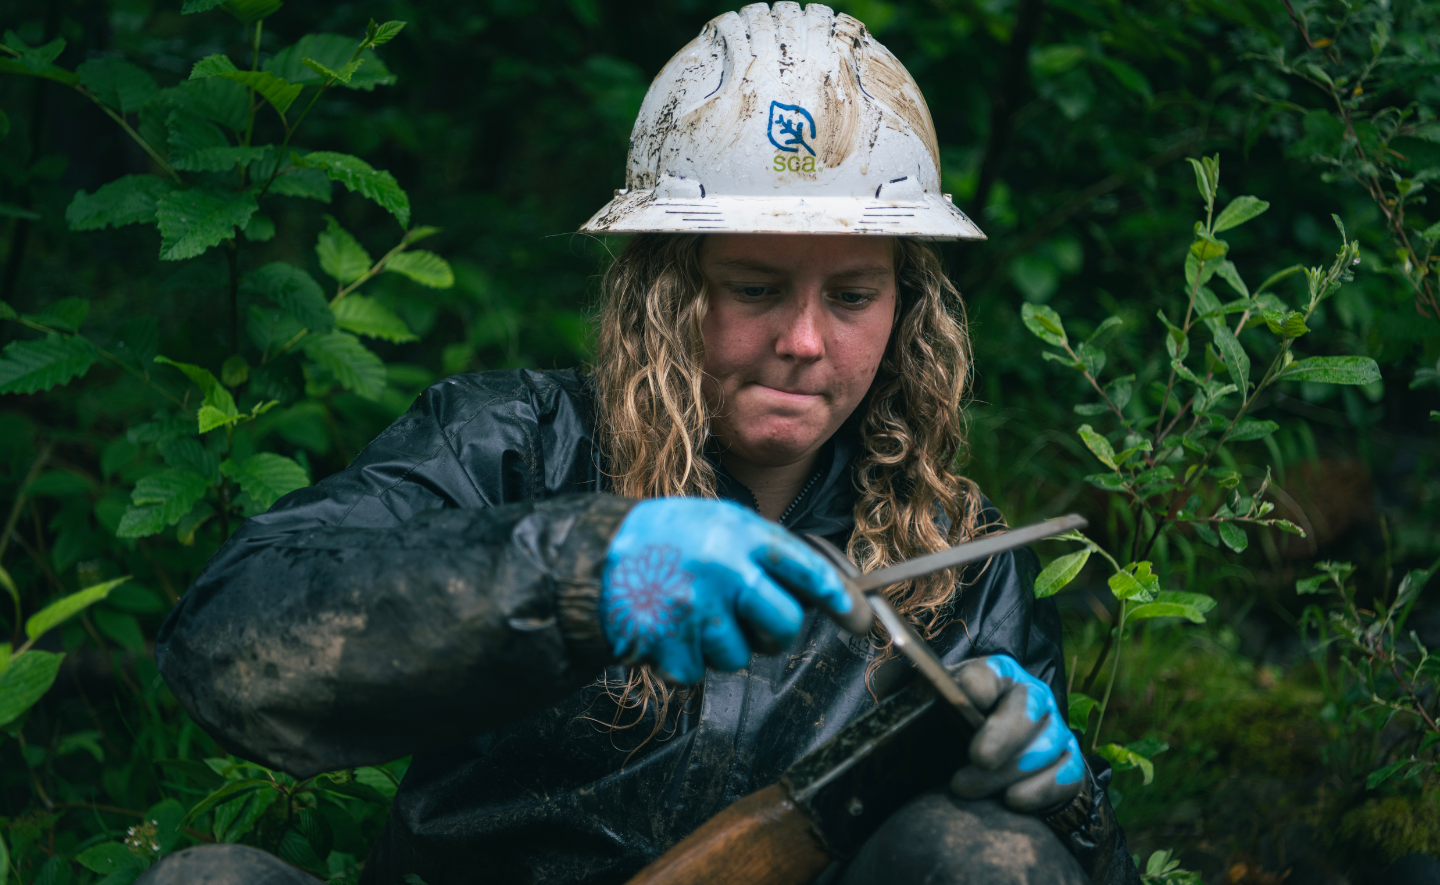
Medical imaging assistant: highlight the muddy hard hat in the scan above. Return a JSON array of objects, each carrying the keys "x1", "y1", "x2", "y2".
[{"x1": 579, "y1": 2, "x2": 986, "y2": 241}]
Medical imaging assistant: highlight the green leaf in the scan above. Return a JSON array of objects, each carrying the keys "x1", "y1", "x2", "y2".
[
  {"x1": 0, "y1": 335, "x2": 97, "y2": 395},
  {"x1": 1108, "y1": 562, "x2": 1159, "y2": 602},
  {"x1": 215, "y1": 70, "x2": 303, "y2": 118},
  {"x1": 77, "y1": 58, "x2": 158, "y2": 114},
  {"x1": 1212, "y1": 260, "x2": 1249, "y2": 298},
  {"x1": 220, "y1": 0, "x2": 283, "y2": 24},
  {"x1": 241, "y1": 263, "x2": 334, "y2": 333},
  {"x1": 189, "y1": 53, "x2": 238, "y2": 78},
  {"x1": 180, "y1": 778, "x2": 272, "y2": 827},
  {"x1": 1189, "y1": 236, "x2": 1228, "y2": 261},
  {"x1": 333, "y1": 295, "x2": 417, "y2": 343},
  {"x1": 1213, "y1": 195, "x2": 1270, "y2": 232},
  {"x1": 1261, "y1": 309, "x2": 1309, "y2": 338},
  {"x1": 77, "y1": 842, "x2": 148, "y2": 876},
  {"x1": 267, "y1": 34, "x2": 396, "y2": 91},
  {"x1": 120, "y1": 469, "x2": 210, "y2": 537},
  {"x1": 1097, "y1": 742, "x2": 1155, "y2": 785},
  {"x1": 0, "y1": 651, "x2": 64, "y2": 727},
  {"x1": 301, "y1": 56, "x2": 364, "y2": 84},
  {"x1": 242, "y1": 213, "x2": 274, "y2": 242},
  {"x1": 1217, "y1": 521, "x2": 1248, "y2": 553},
  {"x1": 316, "y1": 215, "x2": 372, "y2": 285},
  {"x1": 1085, "y1": 472, "x2": 1128, "y2": 492},
  {"x1": 1227, "y1": 419, "x2": 1279, "y2": 442},
  {"x1": 25, "y1": 297, "x2": 89, "y2": 332},
  {"x1": 1077, "y1": 424, "x2": 1117, "y2": 470},
  {"x1": 1034, "y1": 549, "x2": 1091, "y2": 599},
  {"x1": 1396, "y1": 568, "x2": 1432, "y2": 609},
  {"x1": 220, "y1": 453, "x2": 308, "y2": 510},
  {"x1": 165, "y1": 111, "x2": 265, "y2": 172},
  {"x1": 1193, "y1": 523, "x2": 1219, "y2": 546},
  {"x1": 1185, "y1": 157, "x2": 1213, "y2": 204},
  {"x1": 1194, "y1": 287, "x2": 1249, "y2": 386},
  {"x1": 1067, "y1": 692, "x2": 1099, "y2": 733},
  {"x1": 153, "y1": 355, "x2": 236, "y2": 419},
  {"x1": 1366, "y1": 760, "x2": 1411, "y2": 790},
  {"x1": 385, "y1": 250, "x2": 454, "y2": 288},
  {"x1": 369, "y1": 21, "x2": 406, "y2": 46},
  {"x1": 155, "y1": 187, "x2": 258, "y2": 260},
  {"x1": 66, "y1": 175, "x2": 174, "y2": 231},
  {"x1": 300, "y1": 152, "x2": 410, "y2": 227},
  {"x1": 1020, "y1": 302, "x2": 1067, "y2": 347},
  {"x1": 303, "y1": 331, "x2": 386, "y2": 399},
  {"x1": 1127, "y1": 590, "x2": 1217, "y2": 624},
  {"x1": 4, "y1": 32, "x2": 66, "y2": 73},
  {"x1": 1096, "y1": 56, "x2": 1151, "y2": 102},
  {"x1": 1282, "y1": 356, "x2": 1381, "y2": 385},
  {"x1": 24, "y1": 577, "x2": 130, "y2": 643},
  {"x1": 159, "y1": 437, "x2": 220, "y2": 482}
]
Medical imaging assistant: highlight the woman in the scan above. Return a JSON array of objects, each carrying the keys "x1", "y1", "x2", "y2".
[{"x1": 151, "y1": 4, "x2": 1138, "y2": 884}]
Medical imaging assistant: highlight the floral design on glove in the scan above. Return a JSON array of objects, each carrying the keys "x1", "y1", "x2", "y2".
[
  {"x1": 600, "y1": 497, "x2": 852, "y2": 684},
  {"x1": 949, "y1": 654, "x2": 1086, "y2": 813},
  {"x1": 604, "y1": 544, "x2": 693, "y2": 641}
]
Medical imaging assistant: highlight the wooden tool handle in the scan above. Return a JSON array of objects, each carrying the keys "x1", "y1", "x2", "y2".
[{"x1": 623, "y1": 784, "x2": 833, "y2": 885}]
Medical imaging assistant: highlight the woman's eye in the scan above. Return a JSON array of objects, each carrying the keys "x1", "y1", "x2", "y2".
[
  {"x1": 735, "y1": 285, "x2": 771, "y2": 298},
  {"x1": 833, "y1": 290, "x2": 873, "y2": 307}
]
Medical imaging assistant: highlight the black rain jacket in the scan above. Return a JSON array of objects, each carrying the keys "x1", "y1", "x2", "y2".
[{"x1": 156, "y1": 369, "x2": 1137, "y2": 885}]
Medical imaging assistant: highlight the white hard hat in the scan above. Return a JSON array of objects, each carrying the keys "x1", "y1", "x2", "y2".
[{"x1": 580, "y1": 2, "x2": 985, "y2": 241}]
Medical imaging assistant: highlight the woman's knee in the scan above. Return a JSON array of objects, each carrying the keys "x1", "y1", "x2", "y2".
[
  {"x1": 133, "y1": 844, "x2": 324, "y2": 885},
  {"x1": 838, "y1": 792, "x2": 1089, "y2": 885}
]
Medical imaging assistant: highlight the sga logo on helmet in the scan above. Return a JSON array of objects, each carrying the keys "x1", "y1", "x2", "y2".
[{"x1": 769, "y1": 101, "x2": 821, "y2": 173}]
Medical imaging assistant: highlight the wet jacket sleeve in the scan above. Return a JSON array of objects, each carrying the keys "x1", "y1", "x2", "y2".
[{"x1": 155, "y1": 375, "x2": 630, "y2": 778}]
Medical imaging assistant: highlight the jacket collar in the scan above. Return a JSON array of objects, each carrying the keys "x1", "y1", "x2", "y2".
[{"x1": 708, "y1": 426, "x2": 859, "y2": 539}]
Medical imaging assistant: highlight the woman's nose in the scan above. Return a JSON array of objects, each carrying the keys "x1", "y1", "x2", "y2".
[{"x1": 774, "y1": 294, "x2": 826, "y2": 361}]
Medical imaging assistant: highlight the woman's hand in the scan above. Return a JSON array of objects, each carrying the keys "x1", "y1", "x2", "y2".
[
  {"x1": 600, "y1": 498, "x2": 854, "y2": 684},
  {"x1": 949, "y1": 655, "x2": 1086, "y2": 812}
]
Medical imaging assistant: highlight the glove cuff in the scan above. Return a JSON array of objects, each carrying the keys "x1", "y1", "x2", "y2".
[
  {"x1": 1039, "y1": 756, "x2": 1142, "y2": 885},
  {"x1": 548, "y1": 495, "x2": 637, "y2": 668}
]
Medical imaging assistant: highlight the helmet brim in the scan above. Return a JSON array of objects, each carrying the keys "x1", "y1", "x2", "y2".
[{"x1": 579, "y1": 191, "x2": 986, "y2": 241}]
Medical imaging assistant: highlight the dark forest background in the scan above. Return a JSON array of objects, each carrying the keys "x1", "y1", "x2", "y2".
[{"x1": 1, "y1": 0, "x2": 1438, "y2": 882}]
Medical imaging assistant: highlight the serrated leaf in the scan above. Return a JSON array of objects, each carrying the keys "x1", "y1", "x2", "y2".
[
  {"x1": 1227, "y1": 419, "x2": 1279, "y2": 442},
  {"x1": 316, "y1": 214, "x2": 372, "y2": 284},
  {"x1": 155, "y1": 187, "x2": 258, "y2": 260},
  {"x1": 26, "y1": 296, "x2": 89, "y2": 332},
  {"x1": 1108, "y1": 562, "x2": 1159, "y2": 602},
  {"x1": 66, "y1": 175, "x2": 174, "y2": 231},
  {"x1": 160, "y1": 76, "x2": 249, "y2": 131},
  {"x1": 301, "y1": 56, "x2": 364, "y2": 84},
  {"x1": 300, "y1": 152, "x2": 410, "y2": 226},
  {"x1": 190, "y1": 54, "x2": 238, "y2": 78},
  {"x1": 220, "y1": 453, "x2": 308, "y2": 510},
  {"x1": 1076, "y1": 424, "x2": 1117, "y2": 470},
  {"x1": 166, "y1": 111, "x2": 265, "y2": 172},
  {"x1": 1020, "y1": 302, "x2": 1067, "y2": 347},
  {"x1": 4, "y1": 32, "x2": 66, "y2": 73},
  {"x1": 0, "y1": 650, "x2": 65, "y2": 728},
  {"x1": 1213, "y1": 195, "x2": 1270, "y2": 232},
  {"x1": 77, "y1": 57, "x2": 158, "y2": 114},
  {"x1": 267, "y1": 34, "x2": 395, "y2": 91},
  {"x1": 1282, "y1": 356, "x2": 1381, "y2": 385},
  {"x1": 303, "y1": 331, "x2": 385, "y2": 399},
  {"x1": 1034, "y1": 549, "x2": 1090, "y2": 599},
  {"x1": 385, "y1": 250, "x2": 453, "y2": 288},
  {"x1": 332, "y1": 295, "x2": 416, "y2": 342},
  {"x1": 1217, "y1": 521, "x2": 1248, "y2": 553},
  {"x1": 370, "y1": 21, "x2": 406, "y2": 46},
  {"x1": 241, "y1": 263, "x2": 334, "y2": 332},
  {"x1": 0, "y1": 335, "x2": 97, "y2": 395},
  {"x1": 210, "y1": 70, "x2": 302, "y2": 118},
  {"x1": 25, "y1": 577, "x2": 130, "y2": 643},
  {"x1": 120, "y1": 469, "x2": 209, "y2": 537},
  {"x1": 159, "y1": 437, "x2": 220, "y2": 482}
]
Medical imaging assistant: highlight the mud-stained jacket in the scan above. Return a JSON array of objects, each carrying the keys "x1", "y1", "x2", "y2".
[{"x1": 156, "y1": 369, "x2": 1138, "y2": 885}]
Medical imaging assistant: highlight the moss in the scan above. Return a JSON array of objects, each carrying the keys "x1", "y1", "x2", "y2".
[{"x1": 1339, "y1": 793, "x2": 1440, "y2": 865}]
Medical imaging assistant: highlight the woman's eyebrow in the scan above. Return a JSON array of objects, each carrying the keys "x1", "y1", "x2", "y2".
[{"x1": 829, "y1": 265, "x2": 894, "y2": 280}]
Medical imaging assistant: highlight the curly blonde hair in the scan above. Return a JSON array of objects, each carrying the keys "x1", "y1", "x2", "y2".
[{"x1": 589, "y1": 233, "x2": 986, "y2": 741}]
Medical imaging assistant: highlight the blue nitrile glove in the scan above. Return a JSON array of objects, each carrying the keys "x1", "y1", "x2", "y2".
[
  {"x1": 949, "y1": 655, "x2": 1086, "y2": 812},
  {"x1": 600, "y1": 498, "x2": 854, "y2": 684}
]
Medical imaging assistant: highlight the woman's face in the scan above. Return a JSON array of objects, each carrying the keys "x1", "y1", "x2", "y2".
[{"x1": 699, "y1": 234, "x2": 898, "y2": 468}]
